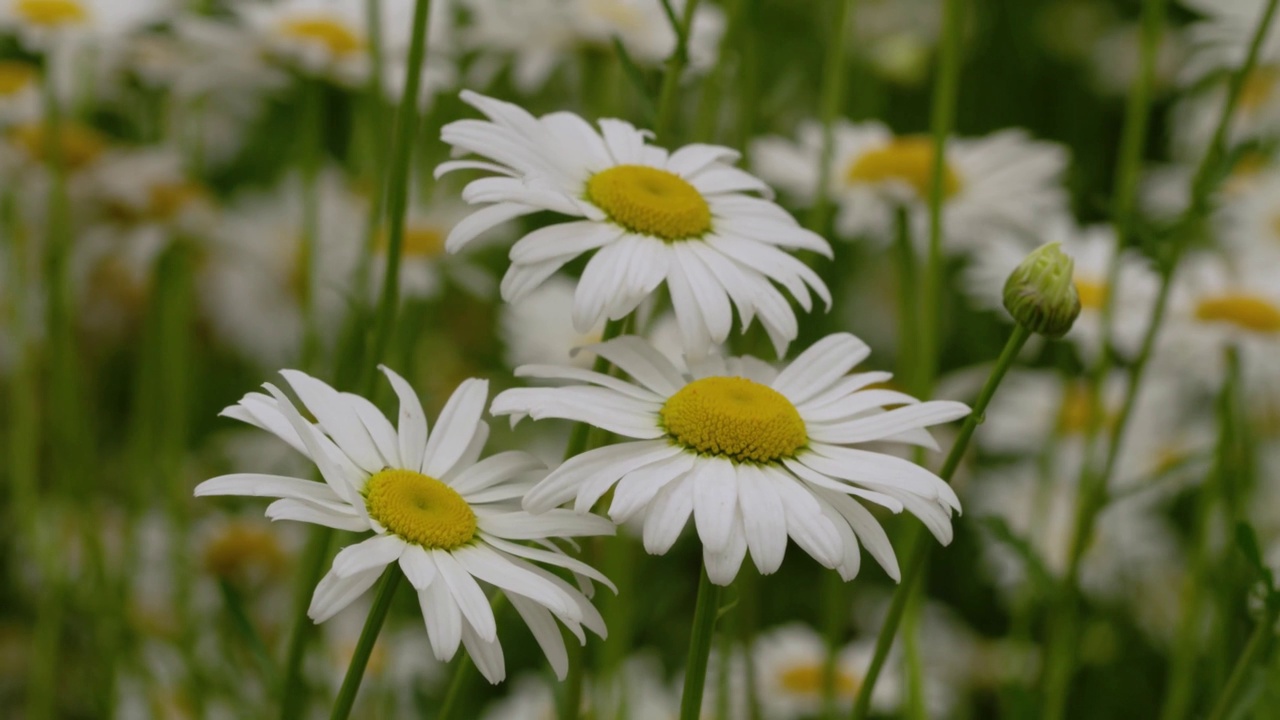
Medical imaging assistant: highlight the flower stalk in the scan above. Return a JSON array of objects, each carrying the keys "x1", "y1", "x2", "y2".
[
  {"x1": 679, "y1": 565, "x2": 725, "y2": 720},
  {"x1": 329, "y1": 570, "x2": 403, "y2": 720}
]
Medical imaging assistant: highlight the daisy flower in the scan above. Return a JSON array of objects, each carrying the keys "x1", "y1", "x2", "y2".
[
  {"x1": 749, "y1": 120, "x2": 1068, "y2": 253},
  {"x1": 491, "y1": 333, "x2": 969, "y2": 585},
  {"x1": 1216, "y1": 167, "x2": 1280, "y2": 259},
  {"x1": 198, "y1": 169, "x2": 364, "y2": 367},
  {"x1": 194, "y1": 368, "x2": 614, "y2": 683},
  {"x1": 960, "y1": 219, "x2": 1159, "y2": 360},
  {"x1": 1161, "y1": 251, "x2": 1280, "y2": 411},
  {"x1": 0, "y1": 0, "x2": 169, "y2": 51},
  {"x1": 1179, "y1": 0, "x2": 1280, "y2": 81},
  {"x1": 236, "y1": 0, "x2": 450, "y2": 86},
  {"x1": 753, "y1": 623, "x2": 910, "y2": 719},
  {"x1": 370, "y1": 194, "x2": 501, "y2": 303},
  {"x1": 0, "y1": 60, "x2": 39, "y2": 126},
  {"x1": 437, "y1": 90, "x2": 832, "y2": 358},
  {"x1": 459, "y1": 0, "x2": 724, "y2": 94}
]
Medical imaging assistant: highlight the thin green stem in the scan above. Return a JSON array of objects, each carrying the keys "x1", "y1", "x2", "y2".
[
  {"x1": 362, "y1": 0, "x2": 434, "y2": 388},
  {"x1": 330, "y1": 570, "x2": 403, "y2": 720},
  {"x1": 435, "y1": 653, "x2": 475, "y2": 720},
  {"x1": 819, "y1": 571, "x2": 848, "y2": 720},
  {"x1": 1206, "y1": 601, "x2": 1279, "y2": 720},
  {"x1": 917, "y1": 0, "x2": 965, "y2": 395},
  {"x1": 850, "y1": 323, "x2": 1032, "y2": 720},
  {"x1": 653, "y1": 0, "x2": 702, "y2": 138},
  {"x1": 807, "y1": 0, "x2": 856, "y2": 233},
  {"x1": 679, "y1": 565, "x2": 724, "y2": 720},
  {"x1": 892, "y1": 206, "x2": 920, "y2": 393},
  {"x1": 1161, "y1": 349, "x2": 1242, "y2": 720},
  {"x1": 1042, "y1": 2, "x2": 1278, "y2": 712},
  {"x1": 220, "y1": 579, "x2": 280, "y2": 689}
]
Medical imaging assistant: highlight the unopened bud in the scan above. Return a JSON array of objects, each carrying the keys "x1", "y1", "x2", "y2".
[{"x1": 1003, "y1": 242, "x2": 1081, "y2": 338}]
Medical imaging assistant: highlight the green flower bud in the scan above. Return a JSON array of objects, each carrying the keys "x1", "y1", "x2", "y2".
[{"x1": 1003, "y1": 242, "x2": 1081, "y2": 338}]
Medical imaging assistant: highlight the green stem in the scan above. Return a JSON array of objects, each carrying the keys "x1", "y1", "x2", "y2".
[
  {"x1": 916, "y1": 0, "x2": 965, "y2": 395},
  {"x1": 850, "y1": 323, "x2": 1033, "y2": 720},
  {"x1": 330, "y1": 570, "x2": 403, "y2": 720},
  {"x1": 362, "y1": 0, "x2": 434, "y2": 388},
  {"x1": 819, "y1": 571, "x2": 849, "y2": 720},
  {"x1": 892, "y1": 206, "x2": 919, "y2": 393},
  {"x1": 807, "y1": 0, "x2": 856, "y2": 233},
  {"x1": 653, "y1": 0, "x2": 702, "y2": 138},
  {"x1": 1206, "y1": 601, "x2": 1279, "y2": 720},
  {"x1": 435, "y1": 653, "x2": 475, "y2": 720},
  {"x1": 1161, "y1": 349, "x2": 1243, "y2": 720},
  {"x1": 1041, "y1": 2, "x2": 1278, "y2": 712},
  {"x1": 679, "y1": 565, "x2": 724, "y2": 720},
  {"x1": 2, "y1": 189, "x2": 37, "y2": 527},
  {"x1": 220, "y1": 579, "x2": 280, "y2": 689}
]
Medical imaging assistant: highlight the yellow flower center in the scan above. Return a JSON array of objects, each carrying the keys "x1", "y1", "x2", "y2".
[
  {"x1": 845, "y1": 136, "x2": 962, "y2": 199},
  {"x1": 778, "y1": 664, "x2": 860, "y2": 697},
  {"x1": 278, "y1": 15, "x2": 363, "y2": 57},
  {"x1": 660, "y1": 376, "x2": 807, "y2": 464},
  {"x1": 203, "y1": 522, "x2": 288, "y2": 588},
  {"x1": 0, "y1": 61, "x2": 36, "y2": 96},
  {"x1": 1240, "y1": 66, "x2": 1278, "y2": 113},
  {"x1": 381, "y1": 225, "x2": 446, "y2": 257},
  {"x1": 1057, "y1": 383, "x2": 1102, "y2": 435},
  {"x1": 586, "y1": 164, "x2": 712, "y2": 241},
  {"x1": 1074, "y1": 278, "x2": 1108, "y2": 311},
  {"x1": 363, "y1": 469, "x2": 477, "y2": 550},
  {"x1": 1195, "y1": 294, "x2": 1280, "y2": 334},
  {"x1": 14, "y1": 0, "x2": 87, "y2": 27},
  {"x1": 8, "y1": 122, "x2": 106, "y2": 170}
]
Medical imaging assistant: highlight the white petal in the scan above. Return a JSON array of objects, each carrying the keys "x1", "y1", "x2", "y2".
[
  {"x1": 194, "y1": 473, "x2": 342, "y2": 504},
  {"x1": 508, "y1": 220, "x2": 622, "y2": 265},
  {"x1": 398, "y1": 545, "x2": 439, "y2": 590},
  {"x1": 380, "y1": 365, "x2": 429, "y2": 474},
  {"x1": 736, "y1": 464, "x2": 788, "y2": 575},
  {"x1": 452, "y1": 544, "x2": 577, "y2": 618},
  {"x1": 507, "y1": 592, "x2": 570, "y2": 679},
  {"x1": 342, "y1": 392, "x2": 402, "y2": 468},
  {"x1": 461, "y1": 619, "x2": 506, "y2": 684},
  {"x1": 514, "y1": 364, "x2": 663, "y2": 403},
  {"x1": 451, "y1": 451, "x2": 547, "y2": 496},
  {"x1": 583, "y1": 336, "x2": 686, "y2": 396},
  {"x1": 771, "y1": 334, "x2": 871, "y2": 405},
  {"x1": 608, "y1": 452, "x2": 697, "y2": 524},
  {"x1": 434, "y1": 550, "x2": 497, "y2": 642},
  {"x1": 261, "y1": 384, "x2": 364, "y2": 507},
  {"x1": 523, "y1": 441, "x2": 680, "y2": 513},
  {"x1": 815, "y1": 488, "x2": 901, "y2": 581},
  {"x1": 422, "y1": 379, "x2": 489, "y2": 477},
  {"x1": 810, "y1": 401, "x2": 970, "y2": 445},
  {"x1": 703, "y1": 512, "x2": 748, "y2": 586},
  {"x1": 331, "y1": 535, "x2": 406, "y2": 578},
  {"x1": 766, "y1": 468, "x2": 843, "y2": 568},
  {"x1": 643, "y1": 473, "x2": 694, "y2": 555},
  {"x1": 308, "y1": 565, "x2": 384, "y2": 622},
  {"x1": 280, "y1": 370, "x2": 385, "y2": 474},
  {"x1": 691, "y1": 458, "x2": 739, "y2": 555},
  {"x1": 480, "y1": 535, "x2": 617, "y2": 594},
  {"x1": 265, "y1": 499, "x2": 369, "y2": 532},
  {"x1": 446, "y1": 202, "x2": 537, "y2": 253},
  {"x1": 419, "y1": 578, "x2": 463, "y2": 661}
]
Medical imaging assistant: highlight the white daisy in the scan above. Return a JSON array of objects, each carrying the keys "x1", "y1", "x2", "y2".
[
  {"x1": 1161, "y1": 250, "x2": 1280, "y2": 411},
  {"x1": 753, "y1": 623, "x2": 907, "y2": 719},
  {"x1": 491, "y1": 333, "x2": 969, "y2": 586},
  {"x1": 0, "y1": 0, "x2": 169, "y2": 51},
  {"x1": 960, "y1": 219, "x2": 1160, "y2": 360},
  {"x1": 500, "y1": 275, "x2": 685, "y2": 371},
  {"x1": 1216, "y1": 166, "x2": 1280, "y2": 259},
  {"x1": 967, "y1": 462, "x2": 1184, "y2": 643},
  {"x1": 749, "y1": 120, "x2": 1069, "y2": 253},
  {"x1": 459, "y1": 0, "x2": 724, "y2": 94},
  {"x1": 236, "y1": 0, "x2": 449, "y2": 86},
  {"x1": 194, "y1": 368, "x2": 615, "y2": 683},
  {"x1": 197, "y1": 169, "x2": 364, "y2": 367},
  {"x1": 370, "y1": 194, "x2": 499, "y2": 303},
  {"x1": 0, "y1": 60, "x2": 39, "y2": 126},
  {"x1": 437, "y1": 90, "x2": 832, "y2": 358},
  {"x1": 1179, "y1": 0, "x2": 1280, "y2": 81}
]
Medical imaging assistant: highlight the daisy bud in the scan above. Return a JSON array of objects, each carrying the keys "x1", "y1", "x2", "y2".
[{"x1": 1003, "y1": 242, "x2": 1081, "y2": 338}]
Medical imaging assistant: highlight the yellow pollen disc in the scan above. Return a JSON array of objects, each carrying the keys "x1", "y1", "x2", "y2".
[
  {"x1": 779, "y1": 664, "x2": 860, "y2": 697},
  {"x1": 1240, "y1": 66, "x2": 1278, "y2": 112},
  {"x1": 1195, "y1": 294, "x2": 1280, "y2": 333},
  {"x1": 586, "y1": 164, "x2": 712, "y2": 241},
  {"x1": 1057, "y1": 382, "x2": 1110, "y2": 435},
  {"x1": 0, "y1": 61, "x2": 36, "y2": 96},
  {"x1": 660, "y1": 376, "x2": 807, "y2": 464},
  {"x1": 1074, "y1": 278, "x2": 1108, "y2": 310},
  {"x1": 203, "y1": 522, "x2": 288, "y2": 587},
  {"x1": 15, "y1": 0, "x2": 87, "y2": 26},
  {"x1": 845, "y1": 136, "x2": 962, "y2": 199},
  {"x1": 364, "y1": 469, "x2": 477, "y2": 550},
  {"x1": 8, "y1": 122, "x2": 106, "y2": 170},
  {"x1": 278, "y1": 15, "x2": 363, "y2": 57},
  {"x1": 381, "y1": 225, "x2": 446, "y2": 257}
]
